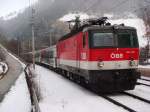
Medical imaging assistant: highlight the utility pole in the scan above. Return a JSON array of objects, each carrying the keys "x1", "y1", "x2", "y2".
[
  {"x1": 29, "y1": 0, "x2": 36, "y2": 69},
  {"x1": 144, "y1": 8, "x2": 150, "y2": 62},
  {"x1": 31, "y1": 8, "x2": 35, "y2": 69},
  {"x1": 21, "y1": 37, "x2": 24, "y2": 56},
  {"x1": 17, "y1": 36, "x2": 20, "y2": 56},
  {"x1": 29, "y1": 39, "x2": 31, "y2": 51},
  {"x1": 49, "y1": 30, "x2": 53, "y2": 46},
  {"x1": 49, "y1": 32, "x2": 52, "y2": 46}
]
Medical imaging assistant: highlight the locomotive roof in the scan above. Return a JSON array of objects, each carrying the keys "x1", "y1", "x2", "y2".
[
  {"x1": 83, "y1": 25, "x2": 136, "y2": 31},
  {"x1": 58, "y1": 25, "x2": 136, "y2": 42}
]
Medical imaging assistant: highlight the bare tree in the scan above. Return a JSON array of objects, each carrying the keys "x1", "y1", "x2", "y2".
[{"x1": 0, "y1": 48, "x2": 6, "y2": 61}]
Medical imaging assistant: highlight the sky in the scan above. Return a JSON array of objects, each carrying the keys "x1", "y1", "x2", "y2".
[{"x1": 0, "y1": 0, "x2": 37, "y2": 17}]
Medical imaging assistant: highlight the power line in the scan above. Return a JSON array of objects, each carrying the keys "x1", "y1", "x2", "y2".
[
  {"x1": 73, "y1": 0, "x2": 86, "y2": 12},
  {"x1": 132, "y1": 4, "x2": 150, "y2": 13},
  {"x1": 83, "y1": 0, "x2": 99, "y2": 12},
  {"x1": 82, "y1": 0, "x2": 132, "y2": 15},
  {"x1": 106, "y1": 0, "x2": 150, "y2": 17},
  {"x1": 70, "y1": 0, "x2": 135, "y2": 18},
  {"x1": 108, "y1": 0, "x2": 130, "y2": 12},
  {"x1": 145, "y1": 0, "x2": 150, "y2": 4}
]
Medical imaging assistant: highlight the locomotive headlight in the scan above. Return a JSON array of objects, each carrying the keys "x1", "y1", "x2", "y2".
[
  {"x1": 98, "y1": 61, "x2": 104, "y2": 68},
  {"x1": 130, "y1": 60, "x2": 136, "y2": 66}
]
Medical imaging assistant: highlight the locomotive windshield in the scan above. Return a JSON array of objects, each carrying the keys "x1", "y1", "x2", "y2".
[
  {"x1": 92, "y1": 33, "x2": 114, "y2": 47},
  {"x1": 117, "y1": 31, "x2": 138, "y2": 48},
  {"x1": 90, "y1": 30, "x2": 139, "y2": 48}
]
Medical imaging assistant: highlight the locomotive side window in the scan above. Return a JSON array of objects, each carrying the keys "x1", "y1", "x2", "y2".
[
  {"x1": 91, "y1": 33, "x2": 114, "y2": 48},
  {"x1": 83, "y1": 33, "x2": 86, "y2": 48}
]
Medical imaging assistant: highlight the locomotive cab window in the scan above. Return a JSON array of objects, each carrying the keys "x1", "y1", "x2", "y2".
[
  {"x1": 90, "y1": 32, "x2": 114, "y2": 48},
  {"x1": 117, "y1": 31, "x2": 139, "y2": 48}
]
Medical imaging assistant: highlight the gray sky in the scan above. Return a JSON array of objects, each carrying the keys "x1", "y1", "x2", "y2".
[{"x1": 0, "y1": 0, "x2": 37, "y2": 17}]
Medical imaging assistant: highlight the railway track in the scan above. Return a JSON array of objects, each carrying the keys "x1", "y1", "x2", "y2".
[
  {"x1": 139, "y1": 77, "x2": 150, "y2": 82},
  {"x1": 137, "y1": 82, "x2": 150, "y2": 87},
  {"x1": 106, "y1": 92, "x2": 150, "y2": 112},
  {"x1": 137, "y1": 77, "x2": 150, "y2": 87},
  {"x1": 100, "y1": 91, "x2": 150, "y2": 112},
  {"x1": 122, "y1": 92, "x2": 150, "y2": 104},
  {"x1": 99, "y1": 91, "x2": 150, "y2": 112},
  {"x1": 100, "y1": 94, "x2": 136, "y2": 112}
]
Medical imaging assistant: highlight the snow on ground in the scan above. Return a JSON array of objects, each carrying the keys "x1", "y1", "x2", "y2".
[
  {"x1": 138, "y1": 79, "x2": 150, "y2": 85},
  {"x1": 139, "y1": 65, "x2": 150, "y2": 69},
  {"x1": 34, "y1": 65, "x2": 127, "y2": 112},
  {"x1": 141, "y1": 76, "x2": 150, "y2": 80},
  {"x1": 0, "y1": 72, "x2": 31, "y2": 112},
  {"x1": 135, "y1": 85, "x2": 150, "y2": 94}
]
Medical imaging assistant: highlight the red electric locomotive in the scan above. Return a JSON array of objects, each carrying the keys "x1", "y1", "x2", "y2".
[
  {"x1": 56, "y1": 17, "x2": 140, "y2": 92},
  {"x1": 29, "y1": 17, "x2": 140, "y2": 93}
]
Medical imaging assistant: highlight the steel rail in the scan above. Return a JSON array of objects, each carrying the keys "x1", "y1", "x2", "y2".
[
  {"x1": 139, "y1": 78, "x2": 150, "y2": 82},
  {"x1": 100, "y1": 95, "x2": 136, "y2": 112},
  {"x1": 137, "y1": 82, "x2": 150, "y2": 87},
  {"x1": 122, "y1": 92, "x2": 150, "y2": 104}
]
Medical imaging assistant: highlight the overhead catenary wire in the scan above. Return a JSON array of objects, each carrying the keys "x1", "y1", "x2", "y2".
[
  {"x1": 114, "y1": 0, "x2": 150, "y2": 15},
  {"x1": 72, "y1": 0, "x2": 86, "y2": 13},
  {"x1": 130, "y1": 0, "x2": 150, "y2": 14},
  {"x1": 83, "y1": 0, "x2": 99, "y2": 13},
  {"x1": 78, "y1": 0, "x2": 135, "y2": 20},
  {"x1": 145, "y1": 0, "x2": 150, "y2": 4},
  {"x1": 108, "y1": 0, "x2": 130, "y2": 12},
  {"x1": 83, "y1": 0, "x2": 131, "y2": 13}
]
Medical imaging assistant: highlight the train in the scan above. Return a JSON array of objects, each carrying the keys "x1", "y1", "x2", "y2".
[{"x1": 24, "y1": 17, "x2": 140, "y2": 93}]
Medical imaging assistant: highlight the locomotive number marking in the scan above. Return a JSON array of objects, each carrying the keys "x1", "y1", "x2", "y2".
[{"x1": 111, "y1": 53, "x2": 123, "y2": 59}]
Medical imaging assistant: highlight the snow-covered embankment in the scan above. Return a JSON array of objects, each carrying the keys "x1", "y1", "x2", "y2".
[{"x1": 0, "y1": 52, "x2": 32, "y2": 112}]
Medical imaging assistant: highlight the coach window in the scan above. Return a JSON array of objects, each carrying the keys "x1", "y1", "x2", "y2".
[{"x1": 83, "y1": 33, "x2": 86, "y2": 48}]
